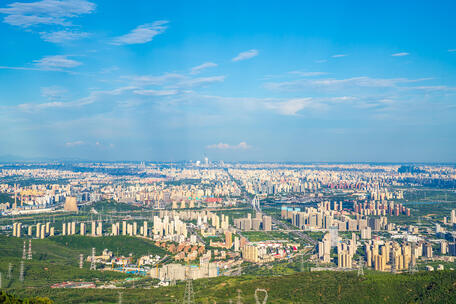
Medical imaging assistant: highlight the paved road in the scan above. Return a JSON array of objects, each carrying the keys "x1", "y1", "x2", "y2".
[{"x1": 270, "y1": 217, "x2": 317, "y2": 245}]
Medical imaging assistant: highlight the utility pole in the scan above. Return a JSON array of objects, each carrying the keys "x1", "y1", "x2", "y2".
[
  {"x1": 0, "y1": 272, "x2": 2, "y2": 289},
  {"x1": 79, "y1": 254, "x2": 84, "y2": 269}
]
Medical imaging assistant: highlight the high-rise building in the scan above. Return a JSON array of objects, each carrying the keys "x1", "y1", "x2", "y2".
[
  {"x1": 263, "y1": 216, "x2": 272, "y2": 231},
  {"x1": 225, "y1": 231, "x2": 232, "y2": 249},
  {"x1": 64, "y1": 196, "x2": 78, "y2": 212}
]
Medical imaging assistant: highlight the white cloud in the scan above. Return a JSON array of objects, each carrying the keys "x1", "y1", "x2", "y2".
[
  {"x1": 264, "y1": 76, "x2": 431, "y2": 92},
  {"x1": 41, "y1": 86, "x2": 67, "y2": 100},
  {"x1": 18, "y1": 86, "x2": 137, "y2": 111},
  {"x1": 127, "y1": 73, "x2": 225, "y2": 88},
  {"x1": 65, "y1": 140, "x2": 84, "y2": 147},
  {"x1": 112, "y1": 21, "x2": 168, "y2": 45},
  {"x1": 128, "y1": 73, "x2": 185, "y2": 86},
  {"x1": 18, "y1": 101, "x2": 65, "y2": 111},
  {"x1": 133, "y1": 89, "x2": 178, "y2": 96},
  {"x1": 0, "y1": 0, "x2": 95, "y2": 27},
  {"x1": 288, "y1": 71, "x2": 328, "y2": 77},
  {"x1": 178, "y1": 76, "x2": 225, "y2": 87},
  {"x1": 190, "y1": 62, "x2": 217, "y2": 74},
  {"x1": 40, "y1": 30, "x2": 89, "y2": 43},
  {"x1": 232, "y1": 49, "x2": 259, "y2": 62},
  {"x1": 265, "y1": 98, "x2": 325, "y2": 115},
  {"x1": 206, "y1": 142, "x2": 251, "y2": 150},
  {"x1": 33, "y1": 55, "x2": 82, "y2": 70},
  {"x1": 392, "y1": 52, "x2": 409, "y2": 57},
  {"x1": 331, "y1": 54, "x2": 347, "y2": 58}
]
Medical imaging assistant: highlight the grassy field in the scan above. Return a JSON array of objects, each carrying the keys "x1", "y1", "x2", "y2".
[
  {"x1": 0, "y1": 234, "x2": 168, "y2": 296},
  {"x1": 241, "y1": 231, "x2": 292, "y2": 242},
  {"x1": 3, "y1": 270, "x2": 456, "y2": 303},
  {"x1": 0, "y1": 235, "x2": 168, "y2": 263}
]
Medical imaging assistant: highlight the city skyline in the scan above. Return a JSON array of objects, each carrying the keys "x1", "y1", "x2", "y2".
[{"x1": 0, "y1": 0, "x2": 455, "y2": 162}]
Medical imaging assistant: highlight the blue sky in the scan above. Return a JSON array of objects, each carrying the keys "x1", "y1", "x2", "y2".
[{"x1": 0, "y1": 0, "x2": 455, "y2": 162}]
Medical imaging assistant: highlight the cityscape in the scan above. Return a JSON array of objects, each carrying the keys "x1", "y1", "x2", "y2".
[
  {"x1": 1, "y1": 161, "x2": 456, "y2": 302},
  {"x1": 1, "y1": 0, "x2": 456, "y2": 303}
]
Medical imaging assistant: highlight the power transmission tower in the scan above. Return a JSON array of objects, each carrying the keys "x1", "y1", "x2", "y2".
[
  {"x1": 357, "y1": 256, "x2": 364, "y2": 277},
  {"x1": 236, "y1": 289, "x2": 243, "y2": 304},
  {"x1": 19, "y1": 261, "x2": 24, "y2": 282},
  {"x1": 300, "y1": 254, "x2": 304, "y2": 272},
  {"x1": 255, "y1": 289, "x2": 268, "y2": 304},
  {"x1": 408, "y1": 261, "x2": 417, "y2": 273},
  {"x1": 22, "y1": 241, "x2": 26, "y2": 259},
  {"x1": 79, "y1": 254, "x2": 84, "y2": 269},
  {"x1": 7, "y1": 263, "x2": 12, "y2": 279},
  {"x1": 90, "y1": 248, "x2": 96, "y2": 270},
  {"x1": 27, "y1": 239, "x2": 32, "y2": 260},
  {"x1": 118, "y1": 292, "x2": 123, "y2": 304},
  {"x1": 182, "y1": 268, "x2": 195, "y2": 304}
]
